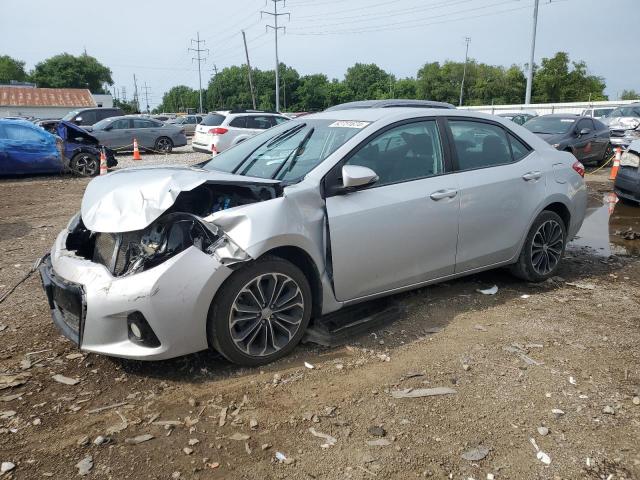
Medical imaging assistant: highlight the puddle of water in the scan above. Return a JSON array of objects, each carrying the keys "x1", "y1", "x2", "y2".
[{"x1": 570, "y1": 193, "x2": 640, "y2": 257}]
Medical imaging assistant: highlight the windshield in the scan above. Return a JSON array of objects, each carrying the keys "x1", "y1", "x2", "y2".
[
  {"x1": 523, "y1": 116, "x2": 576, "y2": 135},
  {"x1": 201, "y1": 113, "x2": 226, "y2": 126},
  {"x1": 203, "y1": 119, "x2": 369, "y2": 181},
  {"x1": 92, "y1": 118, "x2": 115, "y2": 130},
  {"x1": 609, "y1": 106, "x2": 640, "y2": 118},
  {"x1": 62, "y1": 110, "x2": 80, "y2": 121}
]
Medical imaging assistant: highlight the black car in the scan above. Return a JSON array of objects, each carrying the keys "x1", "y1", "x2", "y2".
[
  {"x1": 614, "y1": 140, "x2": 640, "y2": 205},
  {"x1": 497, "y1": 112, "x2": 537, "y2": 125},
  {"x1": 61, "y1": 107, "x2": 125, "y2": 127},
  {"x1": 523, "y1": 114, "x2": 611, "y2": 165}
]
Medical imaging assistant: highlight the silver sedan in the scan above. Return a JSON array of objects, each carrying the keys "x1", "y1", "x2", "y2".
[
  {"x1": 88, "y1": 116, "x2": 188, "y2": 153},
  {"x1": 40, "y1": 108, "x2": 587, "y2": 365}
]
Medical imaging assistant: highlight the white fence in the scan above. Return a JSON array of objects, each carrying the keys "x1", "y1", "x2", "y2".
[{"x1": 458, "y1": 100, "x2": 637, "y2": 116}]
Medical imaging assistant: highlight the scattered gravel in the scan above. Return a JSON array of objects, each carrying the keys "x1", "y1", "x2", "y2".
[{"x1": 113, "y1": 141, "x2": 210, "y2": 170}]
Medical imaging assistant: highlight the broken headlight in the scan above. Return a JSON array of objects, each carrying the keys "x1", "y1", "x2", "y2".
[{"x1": 620, "y1": 150, "x2": 640, "y2": 168}]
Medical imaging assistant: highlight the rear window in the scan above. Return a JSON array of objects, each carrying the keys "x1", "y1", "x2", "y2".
[{"x1": 201, "y1": 114, "x2": 226, "y2": 126}]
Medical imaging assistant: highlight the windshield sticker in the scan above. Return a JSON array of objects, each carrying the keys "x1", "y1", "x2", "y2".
[
  {"x1": 328, "y1": 120, "x2": 370, "y2": 129},
  {"x1": 560, "y1": 119, "x2": 575, "y2": 122}
]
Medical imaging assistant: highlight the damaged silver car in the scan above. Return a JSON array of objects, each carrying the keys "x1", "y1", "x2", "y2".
[{"x1": 39, "y1": 108, "x2": 588, "y2": 365}]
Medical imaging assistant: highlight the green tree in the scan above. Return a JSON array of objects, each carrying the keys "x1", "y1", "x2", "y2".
[
  {"x1": 343, "y1": 63, "x2": 392, "y2": 101},
  {"x1": 0, "y1": 55, "x2": 27, "y2": 84},
  {"x1": 30, "y1": 53, "x2": 113, "y2": 93},
  {"x1": 533, "y1": 52, "x2": 606, "y2": 102},
  {"x1": 296, "y1": 74, "x2": 330, "y2": 111},
  {"x1": 393, "y1": 78, "x2": 417, "y2": 99},
  {"x1": 620, "y1": 89, "x2": 640, "y2": 100},
  {"x1": 114, "y1": 98, "x2": 139, "y2": 115},
  {"x1": 156, "y1": 85, "x2": 199, "y2": 113}
]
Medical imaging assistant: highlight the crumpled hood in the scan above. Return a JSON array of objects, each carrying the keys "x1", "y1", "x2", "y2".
[
  {"x1": 81, "y1": 166, "x2": 280, "y2": 233},
  {"x1": 606, "y1": 117, "x2": 640, "y2": 131},
  {"x1": 57, "y1": 120, "x2": 99, "y2": 145}
]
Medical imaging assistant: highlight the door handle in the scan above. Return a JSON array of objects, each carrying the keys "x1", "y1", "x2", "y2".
[
  {"x1": 430, "y1": 189, "x2": 458, "y2": 201},
  {"x1": 522, "y1": 171, "x2": 542, "y2": 181}
]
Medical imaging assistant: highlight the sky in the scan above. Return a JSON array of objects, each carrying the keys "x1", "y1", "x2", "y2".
[{"x1": 1, "y1": 0, "x2": 638, "y2": 110}]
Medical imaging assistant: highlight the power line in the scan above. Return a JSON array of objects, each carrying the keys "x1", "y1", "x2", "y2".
[
  {"x1": 132, "y1": 74, "x2": 140, "y2": 112},
  {"x1": 262, "y1": 0, "x2": 290, "y2": 112},
  {"x1": 242, "y1": 30, "x2": 258, "y2": 109},
  {"x1": 188, "y1": 32, "x2": 209, "y2": 113},
  {"x1": 525, "y1": 0, "x2": 540, "y2": 104}
]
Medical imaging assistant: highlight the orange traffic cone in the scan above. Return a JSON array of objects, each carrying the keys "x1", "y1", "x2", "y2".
[
  {"x1": 609, "y1": 147, "x2": 621, "y2": 180},
  {"x1": 133, "y1": 138, "x2": 142, "y2": 161},
  {"x1": 99, "y1": 147, "x2": 108, "y2": 175}
]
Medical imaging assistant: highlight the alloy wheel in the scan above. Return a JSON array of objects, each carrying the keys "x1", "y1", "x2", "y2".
[
  {"x1": 530, "y1": 219, "x2": 564, "y2": 276},
  {"x1": 74, "y1": 154, "x2": 97, "y2": 176},
  {"x1": 156, "y1": 138, "x2": 171, "y2": 153},
  {"x1": 229, "y1": 273, "x2": 305, "y2": 357}
]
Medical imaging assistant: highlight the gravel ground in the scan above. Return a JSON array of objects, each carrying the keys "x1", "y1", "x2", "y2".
[{"x1": 113, "y1": 140, "x2": 211, "y2": 170}]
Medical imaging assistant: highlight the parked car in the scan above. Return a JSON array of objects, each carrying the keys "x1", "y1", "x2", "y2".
[
  {"x1": 614, "y1": 139, "x2": 640, "y2": 205},
  {"x1": 603, "y1": 103, "x2": 640, "y2": 148},
  {"x1": 523, "y1": 114, "x2": 611, "y2": 165},
  {"x1": 166, "y1": 115, "x2": 203, "y2": 136},
  {"x1": 62, "y1": 107, "x2": 125, "y2": 127},
  {"x1": 87, "y1": 116, "x2": 188, "y2": 153},
  {"x1": 38, "y1": 120, "x2": 118, "y2": 176},
  {"x1": 326, "y1": 99, "x2": 455, "y2": 111},
  {"x1": 39, "y1": 107, "x2": 587, "y2": 365},
  {"x1": 497, "y1": 112, "x2": 537, "y2": 125},
  {"x1": 581, "y1": 106, "x2": 616, "y2": 119},
  {"x1": 0, "y1": 119, "x2": 64, "y2": 175},
  {"x1": 192, "y1": 110, "x2": 289, "y2": 154}
]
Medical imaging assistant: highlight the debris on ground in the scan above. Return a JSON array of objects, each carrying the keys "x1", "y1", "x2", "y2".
[
  {"x1": 51, "y1": 374, "x2": 80, "y2": 385},
  {"x1": 366, "y1": 438, "x2": 392, "y2": 447},
  {"x1": 367, "y1": 426, "x2": 386, "y2": 437},
  {"x1": 125, "y1": 434, "x2": 154, "y2": 445},
  {"x1": 390, "y1": 387, "x2": 457, "y2": 398},
  {"x1": 228, "y1": 433, "x2": 250, "y2": 441},
  {"x1": 537, "y1": 426, "x2": 549, "y2": 436},
  {"x1": 309, "y1": 427, "x2": 337, "y2": 448},
  {"x1": 461, "y1": 445, "x2": 490, "y2": 461},
  {"x1": 1, "y1": 462, "x2": 16, "y2": 474},
  {"x1": 304, "y1": 362, "x2": 315, "y2": 369},
  {"x1": 504, "y1": 345, "x2": 543, "y2": 366},
  {"x1": 76, "y1": 456, "x2": 93, "y2": 476},
  {"x1": 530, "y1": 438, "x2": 551, "y2": 465},
  {"x1": 602, "y1": 405, "x2": 615, "y2": 415},
  {"x1": 566, "y1": 282, "x2": 596, "y2": 290},
  {"x1": 477, "y1": 285, "x2": 499, "y2": 295},
  {"x1": 0, "y1": 373, "x2": 30, "y2": 390}
]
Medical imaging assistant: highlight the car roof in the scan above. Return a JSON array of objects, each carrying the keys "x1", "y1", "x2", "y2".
[
  {"x1": 304, "y1": 107, "x2": 510, "y2": 123},
  {"x1": 0, "y1": 118, "x2": 42, "y2": 129},
  {"x1": 536, "y1": 114, "x2": 581, "y2": 118},
  {"x1": 325, "y1": 99, "x2": 455, "y2": 111}
]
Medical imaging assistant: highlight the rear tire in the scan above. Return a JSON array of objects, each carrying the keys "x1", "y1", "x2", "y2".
[
  {"x1": 70, "y1": 152, "x2": 99, "y2": 177},
  {"x1": 601, "y1": 142, "x2": 613, "y2": 165},
  {"x1": 207, "y1": 256, "x2": 312, "y2": 366},
  {"x1": 510, "y1": 211, "x2": 567, "y2": 282},
  {"x1": 155, "y1": 137, "x2": 173, "y2": 153}
]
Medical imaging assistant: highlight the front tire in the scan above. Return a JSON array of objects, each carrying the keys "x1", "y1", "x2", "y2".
[
  {"x1": 70, "y1": 152, "x2": 99, "y2": 177},
  {"x1": 155, "y1": 137, "x2": 173, "y2": 153},
  {"x1": 510, "y1": 211, "x2": 567, "y2": 282},
  {"x1": 207, "y1": 256, "x2": 312, "y2": 366}
]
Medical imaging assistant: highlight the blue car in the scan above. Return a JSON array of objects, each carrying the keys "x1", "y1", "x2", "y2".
[{"x1": 0, "y1": 119, "x2": 64, "y2": 175}]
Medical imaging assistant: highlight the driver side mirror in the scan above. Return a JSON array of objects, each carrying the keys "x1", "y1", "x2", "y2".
[
  {"x1": 74, "y1": 116, "x2": 83, "y2": 124},
  {"x1": 342, "y1": 165, "x2": 378, "y2": 189},
  {"x1": 578, "y1": 128, "x2": 591, "y2": 136}
]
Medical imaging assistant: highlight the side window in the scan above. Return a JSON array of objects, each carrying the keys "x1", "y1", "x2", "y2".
[
  {"x1": 229, "y1": 116, "x2": 247, "y2": 128},
  {"x1": 111, "y1": 119, "x2": 131, "y2": 130},
  {"x1": 508, "y1": 133, "x2": 531, "y2": 161},
  {"x1": 247, "y1": 116, "x2": 273, "y2": 130},
  {"x1": 346, "y1": 120, "x2": 444, "y2": 186},
  {"x1": 133, "y1": 119, "x2": 156, "y2": 129},
  {"x1": 3, "y1": 125, "x2": 47, "y2": 142},
  {"x1": 273, "y1": 116, "x2": 290, "y2": 125},
  {"x1": 80, "y1": 111, "x2": 97, "y2": 124},
  {"x1": 575, "y1": 118, "x2": 593, "y2": 132},
  {"x1": 449, "y1": 120, "x2": 512, "y2": 171}
]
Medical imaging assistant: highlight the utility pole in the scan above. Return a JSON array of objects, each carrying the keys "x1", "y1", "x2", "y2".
[
  {"x1": 132, "y1": 74, "x2": 140, "y2": 112},
  {"x1": 459, "y1": 36, "x2": 471, "y2": 107},
  {"x1": 242, "y1": 30, "x2": 257, "y2": 110},
  {"x1": 525, "y1": 0, "x2": 540, "y2": 105},
  {"x1": 189, "y1": 32, "x2": 209, "y2": 114},
  {"x1": 142, "y1": 82, "x2": 152, "y2": 113},
  {"x1": 262, "y1": 0, "x2": 290, "y2": 112},
  {"x1": 211, "y1": 64, "x2": 224, "y2": 109},
  {"x1": 121, "y1": 86, "x2": 127, "y2": 103}
]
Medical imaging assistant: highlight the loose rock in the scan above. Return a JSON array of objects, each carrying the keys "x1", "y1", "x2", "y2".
[
  {"x1": 51, "y1": 374, "x2": 80, "y2": 386},
  {"x1": 367, "y1": 426, "x2": 386, "y2": 437},
  {"x1": 461, "y1": 445, "x2": 489, "y2": 461},
  {"x1": 125, "y1": 434, "x2": 154, "y2": 445},
  {"x1": 76, "y1": 456, "x2": 93, "y2": 476},
  {"x1": 537, "y1": 426, "x2": 549, "y2": 436},
  {"x1": 602, "y1": 405, "x2": 615, "y2": 415},
  {"x1": 1, "y1": 462, "x2": 15, "y2": 474}
]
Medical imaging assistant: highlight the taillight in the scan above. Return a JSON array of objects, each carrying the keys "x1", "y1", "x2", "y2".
[
  {"x1": 209, "y1": 127, "x2": 228, "y2": 135},
  {"x1": 572, "y1": 160, "x2": 585, "y2": 178}
]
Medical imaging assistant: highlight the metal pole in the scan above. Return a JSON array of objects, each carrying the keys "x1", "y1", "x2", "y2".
[
  {"x1": 242, "y1": 30, "x2": 257, "y2": 110},
  {"x1": 525, "y1": 0, "x2": 539, "y2": 105},
  {"x1": 459, "y1": 37, "x2": 470, "y2": 107},
  {"x1": 197, "y1": 32, "x2": 203, "y2": 113},
  {"x1": 274, "y1": 1, "x2": 280, "y2": 111}
]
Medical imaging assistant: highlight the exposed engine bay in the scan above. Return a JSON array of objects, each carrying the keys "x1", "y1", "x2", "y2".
[{"x1": 66, "y1": 182, "x2": 279, "y2": 276}]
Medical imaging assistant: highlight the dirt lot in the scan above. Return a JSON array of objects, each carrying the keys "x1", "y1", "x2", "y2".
[{"x1": 0, "y1": 161, "x2": 639, "y2": 479}]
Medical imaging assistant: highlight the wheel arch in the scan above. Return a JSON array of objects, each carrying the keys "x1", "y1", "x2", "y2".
[
  {"x1": 542, "y1": 201, "x2": 571, "y2": 232},
  {"x1": 260, "y1": 245, "x2": 323, "y2": 321}
]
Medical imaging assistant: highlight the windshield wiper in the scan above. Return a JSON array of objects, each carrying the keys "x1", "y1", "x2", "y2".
[
  {"x1": 232, "y1": 124, "x2": 306, "y2": 175},
  {"x1": 271, "y1": 128, "x2": 315, "y2": 180}
]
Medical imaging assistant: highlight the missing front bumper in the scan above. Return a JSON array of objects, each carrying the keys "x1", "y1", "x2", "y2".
[{"x1": 39, "y1": 254, "x2": 86, "y2": 346}]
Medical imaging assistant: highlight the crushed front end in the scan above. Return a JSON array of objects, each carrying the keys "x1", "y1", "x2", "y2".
[{"x1": 38, "y1": 211, "x2": 245, "y2": 360}]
